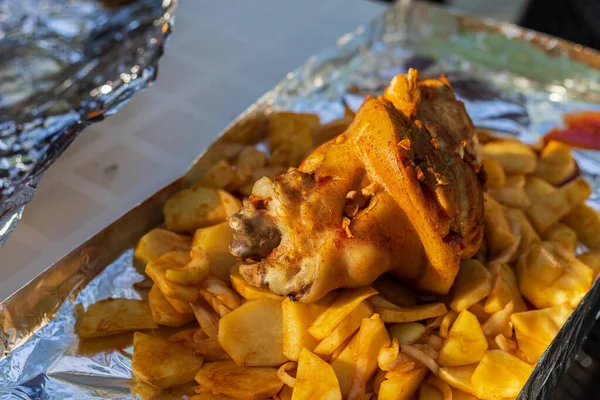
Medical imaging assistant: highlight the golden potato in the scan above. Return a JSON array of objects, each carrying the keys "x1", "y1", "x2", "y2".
[
  {"x1": 164, "y1": 187, "x2": 240, "y2": 232},
  {"x1": 484, "y1": 194, "x2": 517, "y2": 257},
  {"x1": 148, "y1": 285, "x2": 195, "y2": 327},
  {"x1": 377, "y1": 365, "x2": 427, "y2": 400},
  {"x1": 387, "y1": 322, "x2": 426, "y2": 345},
  {"x1": 471, "y1": 350, "x2": 533, "y2": 400},
  {"x1": 293, "y1": 348, "x2": 342, "y2": 400},
  {"x1": 218, "y1": 299, "x2": 287, "y2": 366},
  {"x1": 451, "y1": 388, "x2": 478, "y2": 400},
  {"x1": 146, "y1": 251, "x2": 203, "y2": 302},
  {"x1": 526, "y1": 177, "x2": 592, "y2": 234},
  {"x1": 488, "y1": 186, "x2": 530, "y2": 209},
  {"x1": 418, "y1": 383, "x2": 443, "y2": 400},
  {"x1": 517, "y1": 242, "x2": 593, "y2": 308},
  {"x1": 132, "y1": 332, "x2": 204, "y2": 389},
  {"x1": 268, "y1": 112, "x2": 318, "y2": 167},
  {"x1": 542, "y1": 222, "x2": 577, "y2": 252},
  {"x1": 438, "y1": 364, "x2": 477, "y2": 396},
  {"x1": 192, "y1": 222, "x2": 237, "y2": 282},
  {"x1": 483, "y1": 140, "x2": 537, "y2": 174},
  {"x1": 348, "y1": 314, "x2": 390, "y2": 399},
  {"x1": 314, "y1": 301, "x2": 373, "y2": 356},
  {"x1": 375, "y1": 303, "x2": 447, "y2": 324},
  {"x1": 563, "y1": 204, "x2": 600, "y2": 250},
  {"x1": 165, "y1": 248, "x2": 210, "y2": 285},
  {"x1": 524, "y1": 176, "x2": 556, "y2": 204},
  {"x1": 230, "y1": 265, "x2": 284, "y2": 301},
  {"x1": 450, "y1": 259, "x2": 492, "y2": 312},
  {"x1": 190, "y1": 301, "x2": 220, "y2": 339},
  {"x1": 236, "y1": 146, "x2": 268, "y2": 169},
  {"x1": 200, "y1": 276, "x2": 242, "y2": 311},
  {"x1": 578, "y1": 251, "x2": 600, "y2": 278},
  {"x1": 309, "y1": 286, "x2": 377, "y2": 340},
  {"x1": 483, "y1": 158, "x2": 506, "y2": 189},
  {"x1": 134, "y1": 228, "x2": 191, "y2": 264},
  {"x1": 283, "y1": 294, "x2": 336, "y2": 360},
  {"x1": 192, "y1": 337, "x2": 232, "y2": 362},
  {"x1": 510, "y1": 304, "x2": 572, "y2": 363},
  {"x1": 330, "y1": 334, "x2": 359, "y2": 398},
  {"x1": 193, "y1": 159, "x2": 235, "y2": 189},
  {"x1": 504, "y1": 208, "x2": 541, "y2": 261},
  {"x1": 484, "y1": 263, "x2": 527, "y2": 314},
  {"x1": 438, "y1": 310, "x2": 488, "y2": 367},
  {"x1": 195, "y1": 361, "x2": 283, "y2": 400},
  {"x1": 536, "y1": 140, "x2": 576, "y2": 185},
  {"x1": 78, "y1": 298, "x2": 157, "y2": 339}
]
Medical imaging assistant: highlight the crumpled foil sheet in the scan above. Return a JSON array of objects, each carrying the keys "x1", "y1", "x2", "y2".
[
  {"x1": 2, "y1": 2, "x2": 600, "y2": 399},
  {"x1": 0, "y1": 0, "x2": 177, "y2": 248}
]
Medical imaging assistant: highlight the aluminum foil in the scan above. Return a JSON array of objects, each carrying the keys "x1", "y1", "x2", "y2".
[
  {"x1": 0, "y1": 0, "x2": 177, "y2": 247},
  {"x1": 2, "y1": 2, "x2": 600, "y2": 399}
]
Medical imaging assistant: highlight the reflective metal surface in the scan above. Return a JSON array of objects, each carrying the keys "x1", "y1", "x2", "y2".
[
  {"x1": 1, "y1": 2, "x2": 600, "y2": 399},
  {"x1": 0, "y1": 0, "x2": 177, "y2": 247}
]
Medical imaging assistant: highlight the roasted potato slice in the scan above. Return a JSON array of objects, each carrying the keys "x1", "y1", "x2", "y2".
[
  {"x1": 377, "y1": 364, "x2": 427, "y2": 400},
  {"x1": 164, "y1": 187, "x2": 240, "y2": 232},
  {"x1": 309, "y1": 286, "x2": 377, "y2": 340},
  {"x1": 193, "y1": 159, "x2": 235, "y2": 189},
  {"x1": 526, "y1": 177, "x2": 592, "y2": 233},
  {"x1": 268, "y1": 112, "x2": 318, "y2": 167},
  {"x1": 524, "y1": 176, "x2": 556, "y2": 204},
  {"x1": 314, "y1": 301, "x2": 373, "y2": 356},
  {"x1": 132, "y1": 332, "x2": 204, "y2": 389},
  {"x1": 218, "y1": 299, "x2": 287, "y2": 366},
  {"x1": 283, "y1": 294, "x2": 336, "y2": 360},
  {"x1": 375, "y1": 303, "x2": 447, "y2": 324},
  {"x1": 484, "y1": 264, "x2": 527, "y2": 314},
  {"x1": 536, "y1": 140, "x2": 576, "y2": 185},
  {"x1": 134, "y1": 228, "x2": 191, "y2": 264},
  {"x1": 78, "y1": 298, "x2": 157, "y2": 339},
  {"x1": 148, "y1": 285, "x2": 195, "y2": 327},
  {"x1": 438, "y1": 364, "x2": 477, "y2": 396},
  {"x1": 165, "y1": 247, "x2": 210, "y2": 285},
  {"x1": 330, "y1": 334, "x2": 360, "y2": 398},
  {"x1": 484, "y1": 194, "x2": 517, "y2": 257},
  {"x1": 450, "y1": 259, "x2": 492, "y2": 312},
  {"x1": 488, "y1": 186, "x2": 530, "y2": 209},
  {"x1": 483, "y1": 140, "x2": 537, "y2": 174},
  {"x1": 471, "y1": 350, "x2": 533, "y2": 400},
  {"x1": 195, "y1": 361, "x2": 282, "y2": 400},
  {"x1": 146, "y1": 251, "x2": 202, "y2": 302},
  {"x1": 504, "y1": 208, "x2": 541, "y2": 261},
  {"x1": 482, "y1": 158, "x2": 506, "y2": 189},
  {"x1": 192, "y1": 222, "x2": 237, "y2": 282},
  {"x1": 191, "y1": 301, "x2": 220, "y2": 339},
  {"x1": 542, "y1": 222, "x2": 577, "y2": 252},
  {"x1": 578, "y1": 251, "x2": 600, "y2": 278},
  {"x1": 294, "y1": 348, "x2": 342, "y2": 400},
  {"x1": 438, "y1": 310, "x2": 488, "y2": 367},
  {"x1": 563, "y1": 204, "x2": 600, "y2": 250}
]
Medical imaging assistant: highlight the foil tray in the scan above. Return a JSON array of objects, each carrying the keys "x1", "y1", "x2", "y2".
[{"x1": 2, "y1": 2, "x2": 600, "y2": 399}]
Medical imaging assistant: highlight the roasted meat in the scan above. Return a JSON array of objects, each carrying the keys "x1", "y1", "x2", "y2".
[{"x1": 230, "y1": 69, "x2": 485, "y2": 302}]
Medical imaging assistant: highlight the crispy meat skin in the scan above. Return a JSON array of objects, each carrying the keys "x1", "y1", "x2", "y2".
[{"x1": 230, "y1": 69, "x2": 485, "y2": 302}]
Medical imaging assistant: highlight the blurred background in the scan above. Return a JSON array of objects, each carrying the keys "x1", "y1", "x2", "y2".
[{"x1": 0, "y1": 0, "x2": 594, "y2": 300}]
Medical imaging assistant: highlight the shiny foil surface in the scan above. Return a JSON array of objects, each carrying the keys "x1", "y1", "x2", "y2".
[
  {"x1": 0, "y1": 0, "x2": 177, "y2": 247},
  {"x1": 2, "y1": 2, "x2": 600, "y2": 399}
]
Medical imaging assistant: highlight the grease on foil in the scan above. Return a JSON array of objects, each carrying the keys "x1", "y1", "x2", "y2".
[
  {"x1": 2, "y1": 2, "x2": 600, "y2": 399},
  {"x1": 0, "y1": 0, "x2": 177, "y2": 247}
]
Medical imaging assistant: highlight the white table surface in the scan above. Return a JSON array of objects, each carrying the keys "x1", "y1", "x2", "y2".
[{"x1": 0, "y1": 0, "x2": 389, "y2": 301}]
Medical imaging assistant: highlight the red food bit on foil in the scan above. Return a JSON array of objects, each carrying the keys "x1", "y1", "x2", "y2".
[{"x1": 544, "y1": 111, "x2": 600, "y2": 150}]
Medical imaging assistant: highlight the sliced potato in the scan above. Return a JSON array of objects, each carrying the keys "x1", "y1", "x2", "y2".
[
  {"x1": 193, "y1": 159, "x2": 235, "y2": 189},
  {"x1": 330, "y1": 334, "x2": 360, "y2": 398},
  {"x1": 283, "y1": 294, "x2": 335, "y2": 361},
  {"x1": 504, "y1": 208, "x2": 541, "y2": 261},
  {"x1": 578, "y1": 251, "x2": 600, "y2": 278},
  {"x1": 164, "y1": 187, "x2": 240, "y2": 233},
  {"x1": 488, "y1": 186, "x2": 531, "y2": 209},
  {"x1": 418, "y1": 383, "x2": 443, "y2": 400},
  {"x1": 563, "y1": 204, "x2": 600, "y2": 250},
  {"x1": 527, "y1": 177, "x2": 592, "y2": 234},
  {"x1": 517, "y1": 242, "x2": 594, "y2": 308},
  {"x1": 510, "y1": 304, "x2": 572, "y2": 363},
  {"x1": 78, "y1": 298, "x2": 157, "y2": 339},
  {"x1": 195, "y1": 361, "x2": 283, "y2": 400},
  {"x1": 148, "y1": 285, "x2": 195, "y2": 327},
  {"x1": 201, "y1": 277, "x2": 242, "y2": 310},
  {"x1": 483, "y1": 140, "x2": 537, "y2": 174},
  {"x1": 438, "y1": 364, "x2": 477, "y2": 396},
  {"x1": 450, "y1": 259, "x2": 492, "y2": 312},
  {"x1": 377, "y1": 365, "x2": 427, "y2": 400},
  {"x1": 524, "y1": 175, "x2": 556, "y2": 204},
  {"x1": 471, "y1": 350, "x2": 533, "y2": 400},
  {"x1": 191, "y1": 301, "x2": 220, "y2": 339},
  {"x1": 268, "y1": 112, "x2": 317, "y2": 167},
  {"x1": 375, "y1": 303, "x2": 447, "y2": 324},
  {"x1": 536, "y1": 140, "x2": 576, "y2": 185},
  {"x1": 192, "y1": 222, "x2": 238, "y2": 282},
  {"x1": 146, "y1": 251, "x2": 202, "y2": 302},
  {"x1": 484, "y1": 264, "x2": 527, "y2": 314},
  {"x1": 165, "y1": 248, "x2": 210, "y2": 285},
  {"x1": 451, "y1": 388, "x2": 478, "y2": 400},
  {"x1": 371, "y1": 275, "x2": 416, "y2": 306},
  {"x1": 193, "y1": 337, "x2": 231, "y2": 362},
  {"x1": 132, "y1": 332, "x2": 204, "y2": 389},
  {"x1": 293, "y1": 348, "x2": 342, "y2": 400},
  {"x1": 438, "y1": 310, "x2": 488, "y2": 367},
  {"x1": 484, "y1": 194, "x2": 517, "y2": 257},
  {"x1": 481, "y1": 301, "x2": 513, "y2": 336},
  {"x1": 542, "y1": 222, "x2": 577, "y2": 252},
  {"x1": 483, "y1": 158, "x2": 506, "y2": 189},
  {"x1": 314, "y1": 300, "x2": 372, "y2": 356},
  {"x1": 218, "y1": 299, "x2": 287, "y2": 366},
  {"x1": 387, "y1": 322, "x2": 426, "y2": 345},
  {"x1": 134, "y1": 228, "x2": 191, "y2": 264},
  {"x1": 348, "y1": 314, "x2": 390, "y2": 400},
  {"x1": 309, "y1": 286, "x2": 377, "y2": 340},
  {"x1": 231, "y1": 265, "x2": 284, "y2": 301}
]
